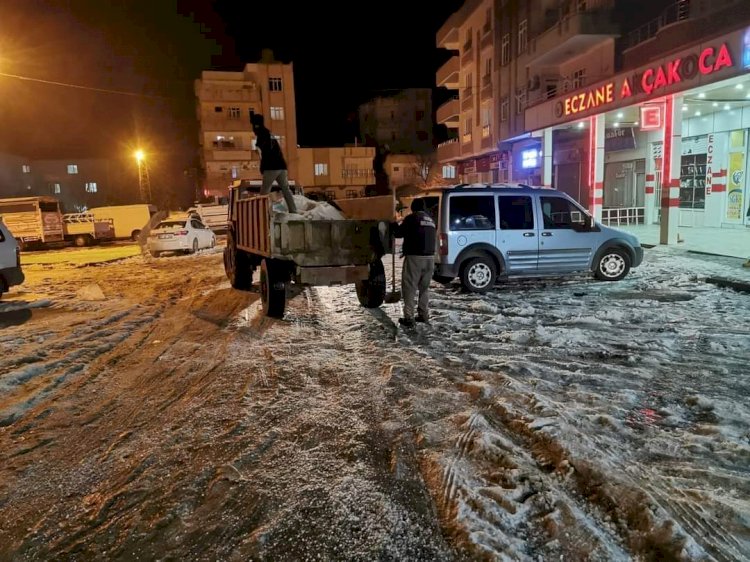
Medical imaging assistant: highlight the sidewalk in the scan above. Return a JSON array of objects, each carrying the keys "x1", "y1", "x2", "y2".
[{"x1": 618, "y1": 224, "x2": 750, "y2": 260}]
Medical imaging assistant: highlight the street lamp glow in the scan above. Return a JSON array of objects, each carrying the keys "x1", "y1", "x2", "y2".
[{"x1": 134, "y1": 150, "x2": 145, "y2": 162}]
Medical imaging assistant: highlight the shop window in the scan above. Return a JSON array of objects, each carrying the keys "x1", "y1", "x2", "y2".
[
  {"x1": 449, "y1": 195, "x2": 496, "y2": 231},
  {"x1": 498, "y1": 196, "x2": 534, "y2": 230},
  {"x1": 540, "y1": 197, "x2": 586, "y2": 229}
]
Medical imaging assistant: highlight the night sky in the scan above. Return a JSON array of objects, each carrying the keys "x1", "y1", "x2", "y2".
[{"x1": 0, "y1": 0, "x2": 463, "y2": 183}]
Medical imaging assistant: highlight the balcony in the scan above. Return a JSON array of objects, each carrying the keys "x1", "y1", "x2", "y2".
[
  {"x1": 436, "y1": 14, "x2": 460, "y2": 50},
  {"x1": 210, "y1": 149, "x2": 255, "y2": 161},
  {"x1": 436, "y1": 97, "x2": 460, "y2": 128},
  {"x1": 436, "y1": 56, "x2": 460, "y2": 89},
  {"x1": 200, "y1": 118, "x2": 252, "y2": 132},
  {"x1": 437, "y1": 139, "x2": 460, "y2": 162},
  {"x1": 195, "y1": 83, "x2": 260, "y2": 103},
  {"x1": 527, "y1": 3, "x2": 619, "y2": 67}
]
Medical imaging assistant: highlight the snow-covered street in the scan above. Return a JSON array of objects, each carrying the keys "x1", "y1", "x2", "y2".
[{"x1": 0, "y1": 245, "x2": 748, "y2": 560}]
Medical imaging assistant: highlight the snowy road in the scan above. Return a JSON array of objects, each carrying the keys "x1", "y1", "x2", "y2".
[{"x1": 0, "y1": 246, "x2": 748, "y2": 560}]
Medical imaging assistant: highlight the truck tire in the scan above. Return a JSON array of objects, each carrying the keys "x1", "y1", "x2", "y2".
[
  {"x1": 355, "y1": 259, "x2": 386, "y2": 308},
  {"x1": 224, "y1": 244, "x2": 254, "y2": 291},
  {"x1": 131, "y1": 230, "x2": 141, "y2": 241},
  {"x1": 260, "y1": 259, "x2": 287, "y2": 319},
  {"x1": 74, "y1": 234, "x2": 91, "y2": 247}
]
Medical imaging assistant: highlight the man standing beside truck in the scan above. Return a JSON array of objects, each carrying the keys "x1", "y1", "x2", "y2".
[
  {"x1": 250, "y1": 114, "x2": 298, "y2": 214},
  {"x1": 392, "y1": 198, "x2": 436, "y2": 327}
]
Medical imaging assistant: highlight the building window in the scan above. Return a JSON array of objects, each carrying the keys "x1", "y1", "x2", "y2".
[
  {"x1": 462, "y1": 115, "x2": 472, "y2": 143},
  {"x1": 325, "y1": 190, "x2": 335, "y2": 200},
  {"x1": 484, "y1": 58, "x2": 492, "y2": 79},
  {"x1": 416, "y1": 110, "x2": 425, "y2": 121},
  {"x1": 314, "y1": 163, "x2": 328, "y2": 176},
  {"x1": 22, "y1": 165, "x2": 31, "y2": 173},
  {"x1": 228, "y1": 107, "x2": 241, "y2": 120},
  {"x1": 272, "y1": 134, "x2": 285, "y2": 147},
  {"x1": 518, "y1": 20, "x2": 528, "y2": 54},
  {"x1": 416, "y1": 130, "x2": 428, "y2": 141},
  {"x1": 270, "y1": 106, "x2": 284, "y2": 120},
  {"x1": 269, "y1": 77, "x2": 283, "y2": 91},
  {"x1": 501, "y1": 33, "x2": 511, "y2": 65},
  {"x1": 214, "y1": 106, "x2": 223, "y2": 113},
  {"x1": 465, "y1": 72, "x2": 473, "y2": 93},
  {"x1": 85, "y1": 182, "x2": 97, "y2": 193},
  {"x1": 501, "y1": 97, "x2": 509, "y2": 121},
  {"x1": 481, "y1": 104, "x2": 491, "y2": 138},
  {"x1": 67, "y1": 164, "x2": 78, "y2": 174},
  {"x1": 50, "y1": 183, "x2": 61, "y2": 194},
  {"x1": 483, "y1": 8, "x2": 492, "y2": 34},
  {"x1": 231, "y1": 166, "x2": 239, "y2": 179},
  {"x1": 516, "y1": 87, "x2": 527, "y2": 115},
  {"x1": 213, "y1": 135, "x2": 236, "y2": 149},
  {"x1": 573, "y1": 68, "x2": 586, "y2": 89},
  {"x1": 464, "y1": 27, "x2": 472, "y2": 51},
  {"x1": 442, "y1": 165, "x2": 456, "y2": 179},
  {"x1": 346, "y1": 189, "x2": 360, "y2": 199}
]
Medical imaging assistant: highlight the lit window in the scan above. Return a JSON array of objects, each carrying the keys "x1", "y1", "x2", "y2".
[
  {"x1": 228, "y1": 107, "x2": 241, "y2": 120},
  {"x1": 481, "y1": 104, "x2": 491, "y2": 138},
  {"x1": 67, "y1": 164, "x2": 78, "y2": 174},
  {"x1": 231, "y1": 166, "x2": 239, "y2": 179},
  {"x1": 442, "y1": 165, "x2": 456, "y2": 179},
  {"x1": 521, "y1": 149, "x2": 541, "y2": 169},
  {"x1": 463, "y1": 115, "x2": 472, "y2": 143},
  {"x1": 214, "y1": 106, "x2": 223, "y2": 113},
  {"x1": 85, "y1": 182, "x2": 98, "y2": 193},
  {"x1": 269, "y1": 77, "x2": 283, "y2": 91},
  {"x1": 50, "y1": 183, "x2": 61, "y2": 194},
  {"x1": 314, "y1": 163, "x2": 328, "y2": 176},
  {"x1": 22, "y1": 165, "x2": 31, "y2": 173},
  {"x1": 270, "y1": 106, "x2": 285, "y2": 120}
]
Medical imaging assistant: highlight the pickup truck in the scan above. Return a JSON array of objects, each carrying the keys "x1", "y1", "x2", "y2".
[
  {"x1": 63, "y1": 213, "x2": 115, "y2": 246},
  {"x1": 223, "y1": 188, "x2": 391, "y2": 318}
]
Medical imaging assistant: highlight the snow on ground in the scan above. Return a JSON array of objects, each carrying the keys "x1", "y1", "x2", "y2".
[{"x1": 0, "y1": 243, "x2": 748, "y2": 560}]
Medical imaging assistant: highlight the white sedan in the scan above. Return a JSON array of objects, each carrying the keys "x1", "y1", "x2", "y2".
[{"x1": 147, "y1": 218, "x2": 216, "y2": 257}]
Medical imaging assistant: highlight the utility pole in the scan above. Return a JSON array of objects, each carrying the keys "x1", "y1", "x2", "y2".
[{"x1": 134, "y1": 150, "x2": 151, "y2": 203}]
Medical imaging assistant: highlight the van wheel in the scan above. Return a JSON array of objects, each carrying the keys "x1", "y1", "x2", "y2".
[
  {"x1": 131, "y1": 230, "x2": 141, "y2": 241},
  {"x1": 460, "y1": 256, "x2": 496, "y2": 293},
  {"x1": 260, "y1": 259, "x2": 287, "y2": 318},
  {"x1": 74, "y1": 234, "x2": 90, "y2": 247},
  {"x1": 595, "y1": 248, "x2": 630, "y2": 281}
]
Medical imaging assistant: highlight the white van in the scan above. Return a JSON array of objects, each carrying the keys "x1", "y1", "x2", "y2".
[
  {"x1": 0, "y1": 218, "x2": 24, "y2": 299},
  {"x1": 88, "y1": 204, "x2": 158, "y2": 241}
]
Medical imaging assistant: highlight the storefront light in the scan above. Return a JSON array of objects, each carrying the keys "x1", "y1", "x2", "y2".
[
  {"x1": 577, "y1": 122, "x2": 585, "y2": 129},
  {"x1": 682, "y1": 105, "x2": 689, "y2": 111},
  {"x1": 698, "y1": 92, "x2": 706, "y2": 98},
  {"x1": 613, "y1": 122, "x2": 620, "y2": 127},
  {"x1": 521, "y1": 148, "x2": 539, "y2": 169},
  {"x1": 695, "y1": 111, "x2": 702, "y2": 116},
  {"x1": 617, "y1": 112, "x2": 624, "y2": 118},
  {"x1": 724, "y1": 104, "x2": 731, "y2": 110},
  {"x1": 712, "y1": 102, "x2": 719, "y2": 107},
  {"x1": 735, "y1": 83, "x2": 744, "y2": 90}
]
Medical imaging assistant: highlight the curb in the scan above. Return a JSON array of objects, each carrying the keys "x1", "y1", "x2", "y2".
[{"x1": 705, "y1": 277, "x2": 750, "y2": 293}]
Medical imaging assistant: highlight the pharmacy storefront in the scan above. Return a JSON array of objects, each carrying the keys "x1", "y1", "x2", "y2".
[{"x1": 525, "y1": 27, "x2": 750, "y2": 247}]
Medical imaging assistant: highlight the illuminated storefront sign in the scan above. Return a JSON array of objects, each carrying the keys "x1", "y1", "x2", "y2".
[
  {"x1": 640, "y1": 105, "x2": 663, "y2": 131},
  {"x1": 556, "y1": 41, "x2": 737, "y2": 119},
  {"x1": 521, "y1": 149, "x2": 541, "y2": 169}
]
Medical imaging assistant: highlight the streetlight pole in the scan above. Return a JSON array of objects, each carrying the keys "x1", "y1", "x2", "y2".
[{"x1": 134, "y1": 150, "x2": 151, "y2": 203}]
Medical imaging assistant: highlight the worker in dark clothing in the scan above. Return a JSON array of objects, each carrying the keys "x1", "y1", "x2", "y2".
[
  {"x1": 251, "y1": 114, "x2": 298, "y2": 213},
  {"x1": 392, "y1": 198, "x2": 436, "y2": 327}
]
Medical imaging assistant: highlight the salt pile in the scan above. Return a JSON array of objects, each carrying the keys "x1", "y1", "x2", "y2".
[{"x1": 272, "y1": 194, "x2": 346, "y2": 221}]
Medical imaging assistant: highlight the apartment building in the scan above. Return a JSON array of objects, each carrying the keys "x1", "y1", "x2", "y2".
[
  {"x1": 195, "y1": 51, "x2": 298, "y2": 198},
  {"x1": 358, "y1": 89, "x2": 433, "y2": 154},
  {"x1": 436, "y1": 0, "x2": 619, "y2": 186},
  {"x1": 297, "y1": 146, "x2": 375, "y2": 200},
  {"x1": 0, "y1": 154, "x2": 112, "y2": 211}
]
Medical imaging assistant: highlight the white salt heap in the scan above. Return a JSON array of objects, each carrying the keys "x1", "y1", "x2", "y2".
[{"x1": 272, "y1": 194, "x2": 346, "y2": 221}]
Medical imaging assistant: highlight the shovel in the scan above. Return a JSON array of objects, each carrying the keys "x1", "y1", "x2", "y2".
[{"x1": 384, "y1": 191, "x2": 401, "y2": 304}]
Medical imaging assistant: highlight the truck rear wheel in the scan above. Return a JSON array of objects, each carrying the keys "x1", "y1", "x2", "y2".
[
  {"x1": 74, "y1": 234, "x2": 91, "y2": 247},
  {"x1": 224, "y1": 232, "x2": 254, "y2": 290},
  {"x1": 261, "y1": 259, "x2": 287, "y2": 318},
  {"x1": 355, "y1": 259, "x2": 386, "y2": 308}
]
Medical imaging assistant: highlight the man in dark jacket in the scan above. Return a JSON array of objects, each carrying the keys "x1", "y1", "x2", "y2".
[
  {"x1": 251, "y1": 114, "x2": 298, "y2": 213},
  {"x1": 392, "y1": 197, "x2": 436, "y2": 327}
]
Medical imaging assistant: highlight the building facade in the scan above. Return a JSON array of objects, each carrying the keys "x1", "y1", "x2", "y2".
[
  {"x1": 0, "y1": 154, "x2": 113, "y2": 211},
  {"x1": 358, "y1": 89, "x2": 433, "y2": 154},
  {"x1": 297, "y1": 146, "x2": 375, "y2": 200},
  {"x1": 195, "y1": 51, "x2": 299, "y2": 197}
]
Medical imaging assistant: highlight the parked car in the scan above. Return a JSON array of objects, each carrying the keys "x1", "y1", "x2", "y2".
[
  {"x1": 0, "y1": 218, "x2": 24, "y2": 299},
  {"x1": 425, "y1": 184, "x2": 643, "y2": 292},
  {"x1": 147, "y1": 217, "x2": 216, "y2": 257}
]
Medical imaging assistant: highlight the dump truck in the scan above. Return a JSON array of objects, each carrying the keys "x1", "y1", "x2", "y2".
[
  {"x1": 63, "y1": 213, "x2": 115, "y2": 246},
  {"x1": 223, "y1": 187, "x2": 392, "y2": 318}
]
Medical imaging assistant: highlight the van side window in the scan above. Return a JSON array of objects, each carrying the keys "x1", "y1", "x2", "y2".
[
  {"x1": 448, "y1": 196, "x2": 496, "y2": 231},
  {"x1": 541, "y1": 197, "x2": 585, "y2": 229},
  {"x1": 498, "y1": 196, "x2": 534, "y2": 230}
]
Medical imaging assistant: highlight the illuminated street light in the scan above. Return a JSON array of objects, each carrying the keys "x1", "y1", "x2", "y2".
[{"x1": 134, "y1": 149, "x2": 151, "y2": 203}]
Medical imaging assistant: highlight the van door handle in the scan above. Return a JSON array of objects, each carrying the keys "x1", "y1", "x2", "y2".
[
  {"x1": 523, "y1": 232, "x2": 535, "y2": 237},
  {"x1": 541, "y1": 232, "x2": 553, "y2": 237}
]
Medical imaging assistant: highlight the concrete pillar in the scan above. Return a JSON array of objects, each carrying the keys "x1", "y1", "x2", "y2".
[
  {"x1": 588, "y1": 114, "x2": 605, "y2": 219},
  {"x1": 543, "y1": 128, "x2": 553, "y2": 187},
  {"x1": 644, "y1": 144, "x2": 656, "y2": 224},
  {"x1": 660, "y1": 94, "x2": 682, "y2": 245}
]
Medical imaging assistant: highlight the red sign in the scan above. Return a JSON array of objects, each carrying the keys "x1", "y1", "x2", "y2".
[
  {"x1": 640, "y1": 105, "x2": 663, "y2": 130},
  {"x1": 556, "y1": 41, "x2": 736, "y2": 120}
]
